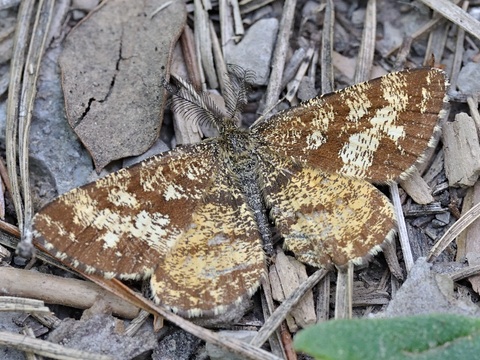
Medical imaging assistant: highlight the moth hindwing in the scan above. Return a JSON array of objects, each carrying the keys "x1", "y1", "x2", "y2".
[{"x1": 32, "y1": 67, "x2": 448, "y2": 317}]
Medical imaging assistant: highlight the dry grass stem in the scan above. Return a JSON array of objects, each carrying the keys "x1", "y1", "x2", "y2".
[
  {"x1": 251, "y1": 269, "x2": 328, "y2": 348},
  {"x1": 334, "y1": 263, "x2": 353, "y2": 319},
  {"x1": 0, "y1": 295, "x2": 51, "y2": 314},
  {"x1": 315, "y1": 272, "x2": 331, "y2": 322},
  {"x1": 0, "y1": 330, "x2": 112, "y2": 360},
  {"x1": 262, "y1": 0, "x2": 297, "y2": 111},
  {"x1": 428, "y1": 201, "x2": 480, "y2": 261},
  {"x1": 320, "y1": 0, "x2": 334, "y2": 93},
  {"x1": 0, "y1": 267, "x2": 140, "y2": 319},
  {"x1": 421, "y1": 0, "x2": 480, "y2": 40},
  {"x1": 391, "y1": 182, "x2": 415, "y2": 273},
  {"x1": 354, "y1": 0, "x2": 376, "y2": 83}
]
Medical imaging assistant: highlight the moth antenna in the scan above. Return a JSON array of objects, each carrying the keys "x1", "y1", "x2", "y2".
[
  {"x1": 223, "y1": 64, "x2": 255, "y2": 121},
  {"x1": 164, "y1": 74, "x2": 225, "y2": 130}
]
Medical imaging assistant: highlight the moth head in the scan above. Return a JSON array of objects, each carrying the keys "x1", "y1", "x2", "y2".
[{"x1": 163, "y1": 65, "x2": 256, "y2": 136}]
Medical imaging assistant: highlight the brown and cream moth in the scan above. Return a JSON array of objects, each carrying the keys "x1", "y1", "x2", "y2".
[{"x1": 32, "y1": 67, "x2": 448, "y2": 317}]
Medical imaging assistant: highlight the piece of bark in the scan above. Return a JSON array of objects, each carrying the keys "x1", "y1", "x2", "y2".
[
  {"x1": 270, "y1": 252, "x2": 316, "y2": 332},
  {"x1": 269, "y1": 261, "x2": 297, "y2": 331},
  {"x1": 443, "y1": 112, "x2": 480, "y2": 187},
  {"x1": 59, "y1": 0, "x2": 186, "y2": 171},
  {"x1": 423, "y1": 148, "x2": 445, "y2": 185},
  {"x1": 398, "y1": 168, "x2": 435, "y2": 204}
]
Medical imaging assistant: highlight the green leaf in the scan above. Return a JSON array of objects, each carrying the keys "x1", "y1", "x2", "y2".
[{"x1": 294, "y1": 314, "x2": 480, "y2": 360}]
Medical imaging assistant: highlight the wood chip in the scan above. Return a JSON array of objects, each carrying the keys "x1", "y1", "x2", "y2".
[
  {"x1": 270, "y1": 252, "x2": 316, "y2": 331},
  {"x1": 443, "y1": 112, "x2": 480, "y2": 187},
  {"x1": 399, "y1": 169, "x2": 435, "y2": 204}
]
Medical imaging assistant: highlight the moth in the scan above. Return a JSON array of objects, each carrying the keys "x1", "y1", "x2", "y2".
[{"x1": 32, "y1": 67, "x2": 448, "y2": 317}]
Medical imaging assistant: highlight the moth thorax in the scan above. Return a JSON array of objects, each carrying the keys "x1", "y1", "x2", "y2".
[{"x1": 219, "y1": 117, "x2": 240, "y2": 133}]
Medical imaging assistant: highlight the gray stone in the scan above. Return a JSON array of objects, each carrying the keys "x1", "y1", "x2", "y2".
[
  {"x1": 29, "y1": 46, "x2": 94, "y2": 200},
  {"x1": 297, "y1": 77, "x2": 317, "y2": 102},
  {"x1": 379, "y1": 258, "x2": 480, "y2": 318},
  {"x1": 225, "y1": 18, "x2": 278, "y2": 86},
  {"x1": 457, "y1": 62, "x2": 480, "y2": 94},
  {"x1": 205, "y1": 330, "x2": 257, "y2": 360},
  {"x1": 0, "y1": 312, "x2": 25, "y2": 360},
  {"x1": 48, "y1": 312, "x2": 157, "y2": 359},
  {"x1": 435, "y1": 212, "x2": 451, "y2": 226},
  {"x1": 122, "y1": 139, "x2": 170, "y2": 168},
  {"x1": 152, "y1": 328, "x2": 202, "y2": 360}
]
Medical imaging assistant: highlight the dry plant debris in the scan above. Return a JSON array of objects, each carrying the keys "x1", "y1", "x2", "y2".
[
  {"x1": 1, "y1": 0, "x2": 480, "y2": 359},
  {"x1": 59, "y1": 0, "x2": 186, "y2": 171}
]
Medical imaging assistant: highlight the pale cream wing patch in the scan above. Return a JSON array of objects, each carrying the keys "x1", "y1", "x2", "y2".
[
  {"x1": 253, "y1": 68, "x2": 447, "y2": 183},
  {"x1": 151, "y1": 166, "x2": 265, "y2": 317},
  {"x1": 259, "y1": 153, "x2": 395, "y2": 268},
  {"x1": 32, "y1": 142, "x2": 220, "y2": 280}
]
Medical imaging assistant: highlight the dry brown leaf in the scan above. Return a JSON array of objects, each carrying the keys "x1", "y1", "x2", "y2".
[{"x1": 59, "y1": 0, "x2": 186, "y2": 171}]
